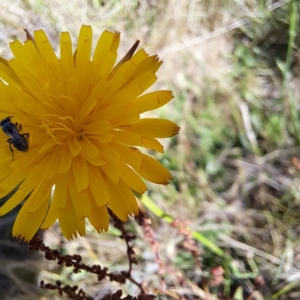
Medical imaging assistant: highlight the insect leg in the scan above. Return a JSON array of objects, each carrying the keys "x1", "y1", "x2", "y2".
[
  {"x1": 16, "y1": 123, "x2": 22, "y2": 132},
  {"x1": 7, "y1": 138, "x2": 14, "y2": 161}
]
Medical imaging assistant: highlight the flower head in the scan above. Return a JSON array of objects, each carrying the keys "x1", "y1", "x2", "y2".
[{"x1": 0, "y1": 25, "x2": 179, "y2": 241}]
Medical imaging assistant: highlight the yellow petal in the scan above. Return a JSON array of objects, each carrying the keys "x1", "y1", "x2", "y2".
[
  {"x1": 112, "y1": 130, "x2": 164, "y2": 152},
  {"x1": 105, "y1": 109, "x2": 140, "y2": 128},
  {"x1": 0, "y1": 164, "x2": 13, "y2": 183},
  {"x1": 88, "y1": 103, "x2": 123, "y2": 123},
  {"x1": 104, "y1": 71, "x2": 157, "y2": 106},
  {"x1": 76, "y1": 25, "x2": 92, "y2": 66},
  {"x1": 109, "y1": 40, "x2": 140, "y2": 77},
  {"x1": 58, "y1": 195, "x2": 85, "y2": 240},
  {"x1": 96, "y1": 141, "x2": 120, "y2": 164},
  {"x1": 122, "y1": 118, "x2": 180, "y2": 138},
  {"x1": 24, "y1": 41, "x2": 49, "y2": 84},
  {"x1": 81, "y1": 137, "x2": 99, "y2": 159},
  {"x1": 85, "y1": 152, "x2": 106, "y2": 166},
  {"x1": 41, "y1": 199, "x2": 58, "y2": 229},
  {"x1": 77, "y1": 98, "x2": 97, "y2": 119},
  {"x1": 9, "y1": 40, "x2": 28, "y2": 66},
  {"x1": 96, "y1": 133, "x2": 114, "y2": 143},
  {"x1": 10, "y1": 40, "x2": 47, "y2": 83},
  {"x1": 26, "y1": 180, "x2": 52, "y2": 212},
  {"x1": 94, "y1": 99, "x2": 126, "y2": 114},
  {"x1": 112, "y1": 130, "x2": 143, "y2": 145},
  {"x1": 102, "y1": 62, "x2": 135, "y2": 99},
  {"x1": 38, "y1": 138, "x2": 57, "y2": 154},
  {"x1": 135, "y1": 153, "x2": 173, "y2": 184},
  {"x1": 85, "y1": 77, "x2": 108, "y2": 106},
  {"x1": 12, "y1": 195, "x2": 49, "y2": 241},
  {"x1": 120, "y1": 164, "x2": 147, "y2": 194},
  {"x1": 0, "y1": 60, "x2": 23, "y2": 87},
  {"x1": 24, "y1": 29, "x2": 38, "y2": 49},
  {"x1": 107, "y1": 179, "x2": 139, "y2": 221},
  {"x1": 88, "y1": 201, "x2": 109, "y2": 233},
  {"x1": 129, "y1": 54, "x2": 162, "y2": 81},
  {"x1": 72, "y1": 156, "x2": 89, "y2": 193},
  {"x1": 130, "y1": 90, "x2": 173, "y2": 113},
  {"x1": 68, "y1": 136, "x2": 82, "y2": 157},
  {"x1": 101, "y1": 162, "x2": 120, "y2": 184},
  {"x1": 81, "y1": 120, "x2": 111, "y2": 134},
  {"x1": 74, "y1": 62, "x2": 93, "y2": 100},
  {"x1": 87, "y1": 166, "x2": 109, "y2": 207},
  {"x1": 110, "y1": 142, "x2": 142, "y2": 169},
  {"x1": 130, "y1": 48, "x2": 149, "y2": 65},
  {"x1": 92, "y1": 30, "x2": 120, "y2": 83},
  {"x1": 41, "y1": 148, "x2": 61, "y2": 179},
  {"x1": 69, "y1": 178, "x2": 89, "y2": 219},
  {"x1": 53, "y1": 173, "x2": 69, "y2": 209},
  {"x1": 0, "y1": 171, "x2": 26, "y2": 194},
  {"x1": 0, "y1": 189, "x2": 28, "y2": 216},
  {"x1": 60, "y1": 31, "x2": 73, "y2": 70},
  {"x1": 9, "y1": 61, "x2": 44, "y2": 100},
  {"x1": 140, "y1": 136, "x2": 164, "y2": 153},
  {"x1": 128, "y1": 50, "x2": 162, "y2": 78},
  {"x1": 0, "y1": 169, "x2": 40, "y2": 215},
  {"x1": 11, "y1": 154, "x2": 41, "y2": 175},
  {"x1": 34, "y1": 30, "x2": 57, "y2": 64},
  {"x1": 57, "y1": 146, "x2": 73, "y2": 173}
]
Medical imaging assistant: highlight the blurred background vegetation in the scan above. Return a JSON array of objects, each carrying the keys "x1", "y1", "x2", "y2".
[{"x1": 0, "y1": 0, "x2": 300, "y2": 299}]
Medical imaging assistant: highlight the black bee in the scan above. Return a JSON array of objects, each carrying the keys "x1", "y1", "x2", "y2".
[{"x1": 0, "y1": 116, "x2": 29, "y2": 160}]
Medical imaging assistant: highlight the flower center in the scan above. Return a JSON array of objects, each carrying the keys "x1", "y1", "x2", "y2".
[{"x1": 41, "y1": 114, "x2": 80, "y2": 145}]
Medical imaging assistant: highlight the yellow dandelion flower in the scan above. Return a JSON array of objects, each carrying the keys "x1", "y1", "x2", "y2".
[{"x1": 0, "y1": 25, "x2": 179, "y2": 241}]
